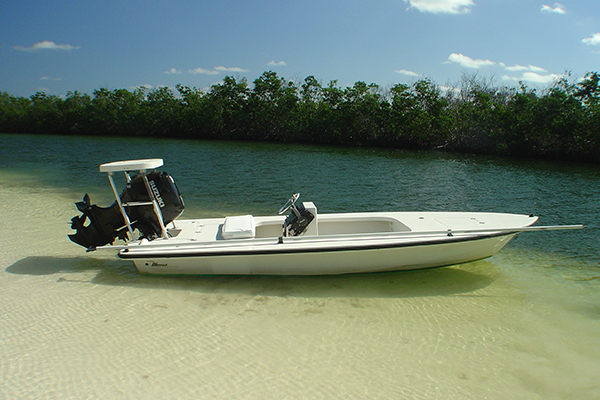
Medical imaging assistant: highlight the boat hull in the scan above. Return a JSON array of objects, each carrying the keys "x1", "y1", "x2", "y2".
[{"x1": 124, "y1": 232, "x2": 517, "y2": 275}]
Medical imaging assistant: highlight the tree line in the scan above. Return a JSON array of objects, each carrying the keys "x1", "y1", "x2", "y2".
[{"x1": 1, "y1": 70, "x2": 599, "y2": 163}]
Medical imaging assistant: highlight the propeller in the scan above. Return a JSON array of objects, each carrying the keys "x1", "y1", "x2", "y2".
[{"x1": 75, "y1": 193, "x2": 91, "y2": 213}]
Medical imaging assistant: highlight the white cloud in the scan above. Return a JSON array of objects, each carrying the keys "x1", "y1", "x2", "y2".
[
  {"x1": 439, "y1": 85, "x2": 461, "y2": 96},
  {"x1": 14, "y1": 40, "x2": 81, "y2": 51},
  {"x1": 403, "y1": 0, "x2": 475, "y2": 14},
  {"x1": 541, "y1": 3, "x2": 566, "y2": 14},
  {"x1": 502, "y1": 72, "x2": 562, "y2": 85},
  {"x1": 502, "y1": 64, "x2": 547, "y2": 73},
  {"x1": 164, "y1": 68, "x2": 182, "y2": 74},
  {"x1": 582, "y1": 33, "x2": 600, "y2": 46},
  {"x1": 444, "y1": 53, "x2": 562, "y2": 85},
  {"x1": 447, "y1": 53, "x2": 495, "y2": 68},
  {"x1": 40, "y1": 76, "x2": 62, "y2": 81},
  {"x1": 188, "y1": 67, "x2": 220, "y2": 75},
  {"x1": 267, "y1": 60, "x2": 287, "y2": 66},
  {"x1": 188, "y1": 66, "x2": 249, "y2": 74},
  {"x1": 395, "y1": 69, "x2": 421, "y2": 77},
  {"x1": 214, "y1": 66, "x2": 249, "y2": 73}
]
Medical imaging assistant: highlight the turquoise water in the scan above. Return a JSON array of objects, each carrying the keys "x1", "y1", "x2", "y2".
[{"x1": 1, "y1": 133, "x2": 599, "y2": 399}]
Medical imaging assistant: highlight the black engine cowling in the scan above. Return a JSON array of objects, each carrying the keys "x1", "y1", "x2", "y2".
[{"x1": 68, "y1": 171, "x2": 184, "y2": 250}]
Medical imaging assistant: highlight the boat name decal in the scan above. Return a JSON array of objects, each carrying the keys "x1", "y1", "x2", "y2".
[
  {"x1": 149, "y1": 180, "x2": 165, "y2": 208},
  {"x1": 150, "y1": 261, "x2": 168, "y2": 267}
]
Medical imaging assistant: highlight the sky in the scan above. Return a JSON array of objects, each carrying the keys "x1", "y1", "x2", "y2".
[{"x1": 1, "y1": 0, "x2": 599, "y2": 97}]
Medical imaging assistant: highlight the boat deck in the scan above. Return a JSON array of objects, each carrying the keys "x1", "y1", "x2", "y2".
[{"x1": 162, "y1": 211, "x2": 535, "y2": 245}]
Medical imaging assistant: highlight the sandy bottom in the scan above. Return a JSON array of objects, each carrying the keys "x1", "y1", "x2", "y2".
[{"x1": 1, "y1": 183, "x2": 599, "y2": 400}]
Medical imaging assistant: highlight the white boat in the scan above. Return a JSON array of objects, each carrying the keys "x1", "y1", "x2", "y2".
[{"x1": 68, "y1": 159, "x2": 583, "y2": 275}]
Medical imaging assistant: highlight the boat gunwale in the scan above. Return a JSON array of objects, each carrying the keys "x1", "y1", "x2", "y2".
[
  {"x1": 118, "y1": 230, "x2": 517, "y2": 259},
  {"x1": 121, "y1": 216, "x2": 541, "y2": 252}
]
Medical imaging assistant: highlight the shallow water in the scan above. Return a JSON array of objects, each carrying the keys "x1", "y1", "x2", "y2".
[{"x1": 1, "y1": 134, "x2": 599, "y2": 399}]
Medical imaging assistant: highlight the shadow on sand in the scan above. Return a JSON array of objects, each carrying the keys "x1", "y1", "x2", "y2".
[{"x1": 6, "y1": 256, "x2": 495, "y2": 299}]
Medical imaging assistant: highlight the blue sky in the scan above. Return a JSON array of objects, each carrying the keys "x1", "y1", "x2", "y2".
[{"x1": 1, "y1": 0, "x2": 599, "y2": 97}]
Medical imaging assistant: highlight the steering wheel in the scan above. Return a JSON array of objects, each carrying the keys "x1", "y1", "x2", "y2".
[{"x1": 278, "y1": 193, "x2": 300, "y2": 215}]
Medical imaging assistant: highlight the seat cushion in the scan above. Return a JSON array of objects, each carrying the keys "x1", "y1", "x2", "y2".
[{"x1": 222, "y1": 215, "x2": 255, "y2": 239}]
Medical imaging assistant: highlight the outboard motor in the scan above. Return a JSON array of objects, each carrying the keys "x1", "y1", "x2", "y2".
[{"x1": 69, "y1": 171, "x2": 184, "y2": 250}]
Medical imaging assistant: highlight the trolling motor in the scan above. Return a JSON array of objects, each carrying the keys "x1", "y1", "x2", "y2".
[
  {"x1": 69, "y1": 165, "x2": 184, "y2": 251},
  {"x1": 278, "y1": 193, "x2": 315, "y2": 237}
]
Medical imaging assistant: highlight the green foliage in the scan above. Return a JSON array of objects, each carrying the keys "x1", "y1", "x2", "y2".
[
  {"x1": 0, "y1": 91, "x2": 31, "y2": 132},
  {"x1": 247, "y1": 71, "x2": 298, "y2": 141},
  {"x1": 204, "y1": 76, "x2": 249, "y2": 139},
  {"x1": 1, "y1": 71, "x2": 599, "y2": 163},
  {"x1": 388, "y1": 79, "x2": 450, "y2": 148}
]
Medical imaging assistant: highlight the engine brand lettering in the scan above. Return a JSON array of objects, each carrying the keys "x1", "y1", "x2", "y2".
[{"x1": 149, "y1": 180, "x2": 165, "y2": 208}]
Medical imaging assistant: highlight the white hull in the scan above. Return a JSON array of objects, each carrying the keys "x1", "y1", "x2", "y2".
[
  {"x1": 129, "y1": 233, "x2": 517, "y2": 275},
  {"x1": 119, "y1": 211, "x2": 532, "y2": 275}
]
